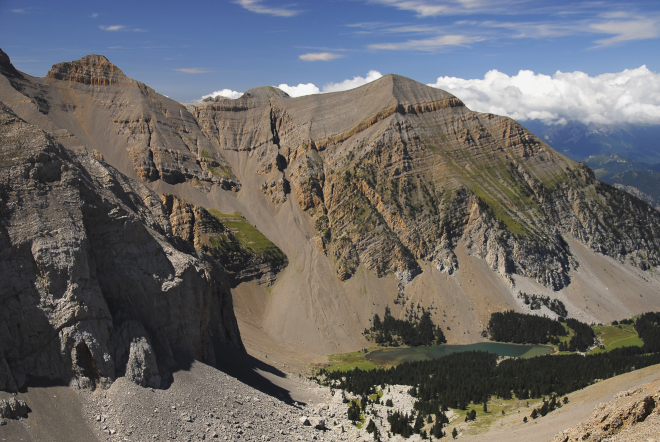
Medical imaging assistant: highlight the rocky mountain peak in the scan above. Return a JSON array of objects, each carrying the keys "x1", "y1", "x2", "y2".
[
  {"x1": 242, "y1": 86, "x2": 290, "y2": 99},
  {"x1": 46, "y1": 54, "x2": 128, "y2": 85},
  {"x1": 0, "y1": 48, "x2": 19, "y2": 77}
]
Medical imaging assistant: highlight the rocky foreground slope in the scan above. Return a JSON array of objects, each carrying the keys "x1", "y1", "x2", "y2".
[
  {"x1": 553, "y1": 379, "x2": 660, "y2": 442},
  {"x1": 2, "y1": 48, "x2": 660, "y2": 379}
]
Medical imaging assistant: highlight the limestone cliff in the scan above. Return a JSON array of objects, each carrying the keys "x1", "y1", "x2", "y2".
[
  {"x1": 161, "y1": 193, "x2": 287, "y2": 285},
  {"x1": 0, "y1": 104, "x2": 243, "y2": 392},
  {"x1": 191, "y1": 74, "x2": 660, "y2": 289}
]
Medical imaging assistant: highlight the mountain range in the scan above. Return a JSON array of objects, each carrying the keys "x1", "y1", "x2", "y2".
[{"x1": 1, "y1": 49, "x2": 660, "y2": 394}]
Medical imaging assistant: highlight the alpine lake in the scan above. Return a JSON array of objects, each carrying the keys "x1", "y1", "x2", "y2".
[{"x1": 366, "y1": 342, "x2": 554, "y2": 367}]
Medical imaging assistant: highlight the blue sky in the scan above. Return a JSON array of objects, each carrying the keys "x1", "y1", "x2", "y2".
[{"x1": 1, "y1": 0, "x2": 660, "y2": 105}]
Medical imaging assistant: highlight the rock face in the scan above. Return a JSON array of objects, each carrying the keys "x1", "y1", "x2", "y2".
[
  {"x1": 46, "y1": 54, "x2": 129, "y2": 86},
  {"x1": 3, "y1": 49, "x2": 660, "y2": 363},
  {"x1": 552, "y1": 380, "x2": 660, "y2": 442},
  {"x1": 0, "y1": 49, "x2": 239, "y2": 191},
  {"x1": 614, "y1": 183, "x2": 660, "y2": 211},
  {"x1": 161, "y1": 193, "x2": 287, "y2": 284},
  {"x1": 9, "y1": 50, "x2": 660, "y2": 291},
  {"x1": 0, "y1": 104, "x2": 243, "y2": 392},
  {"x1": 191, "y1": 74, "x2": 660, "y2": 288}
]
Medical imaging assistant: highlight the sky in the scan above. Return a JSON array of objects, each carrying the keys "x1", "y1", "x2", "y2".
[{"x1": 1, "y1": 0, "x2": 660, "y2": 125}]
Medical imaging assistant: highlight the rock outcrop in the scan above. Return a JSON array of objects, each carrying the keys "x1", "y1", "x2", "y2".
[
  {"x1": 0, "y1": 397, "x2": 28, "y2": 420},
  {"x1": 553, "y1": 380, "x2": 660, "y2": 442},
  {"x1": 0, "y1": 104, "x2": 243, "y2": 392},
  {"x1": 46, "y1": 54, "x2": 129, "y2": 86},
  {"x1": 161, "y1": 193, "x2": 287, "y2": 285}
]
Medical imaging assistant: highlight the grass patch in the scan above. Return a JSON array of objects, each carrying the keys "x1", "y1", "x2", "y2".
[
  {"x1": 589, "y1": 324, "x2": 643, "y2": 354},
  {"x1": 325, "y1": 348, "x2": 382, "y2": 372},
  {"x1": 200, "y1": 149, "x2": 212, "y2": 159},
  {"x1": 450, "y1": 396, "x2": 543, "y2": 437},
  {"x1": 208, "y1": 209, "x2": 285, "y2": 260}
]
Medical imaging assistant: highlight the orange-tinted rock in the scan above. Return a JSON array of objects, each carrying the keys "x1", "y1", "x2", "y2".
[{"x1": 47, "y1": 54, "x2": 128, "y2": 86}]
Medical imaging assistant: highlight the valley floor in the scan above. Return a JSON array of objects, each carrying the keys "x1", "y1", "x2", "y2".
[{"x1": 2, "y1": 349, "x2": 659, "y2": 442}]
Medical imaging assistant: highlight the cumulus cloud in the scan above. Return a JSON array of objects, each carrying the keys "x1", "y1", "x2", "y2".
[
  {"x1": 428, "y1": 66, "x2": 660, "y2": 125},
  {"x1": 322, "y1": 70, "x2": 383, "y2": 93},
  {"x1": 234, "y1": 0, "x2": 300, "y2": 17},
  {"x1": 201, "y1": 89, "x2": 243, "y2": 100},
  {"x1": 277, "y1": 83, "x2": 321, "y2": 97},
  {"x1": 200, "y1": 70, "x2": 383, "y2": 102},
  {"x1": 278, "y1": 70, "x2": 383, "y2": 97},
  {"x1": 299, "y1": 52, "x2": 343, "y2": 62}
]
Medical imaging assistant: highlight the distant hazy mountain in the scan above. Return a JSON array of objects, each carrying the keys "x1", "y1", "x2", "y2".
[
  {"x1": 522, "y1": 120, "x2": 660, "y2": 164},
  {"x1": 520, "y1": 121, "x2": 660, "y2": 207}
]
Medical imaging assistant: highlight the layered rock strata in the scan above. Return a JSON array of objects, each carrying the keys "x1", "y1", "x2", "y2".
[
  {"x1": 0, "y1": 49, "x2": 239, "y2": 191},
  {"x1": 161, "y1": 193, "x2": 287, "y2": 284},
  {"x1": 192, "y1": 75, "x2": 660, "y2": 288},
  {"x1": 0, "y1": 104, "x2": 243, "y2": 392}
]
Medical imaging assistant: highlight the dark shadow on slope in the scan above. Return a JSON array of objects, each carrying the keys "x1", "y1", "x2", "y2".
[{"x1": 212, "y1": 341, "x2": 304, "y2": 407}]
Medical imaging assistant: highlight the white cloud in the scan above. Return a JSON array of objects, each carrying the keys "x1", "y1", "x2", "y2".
[
  {"x1": 369, "y1": 34, "x2": 483, "y2": 51},
  {"x1": 91, "y1": 13, "x2": 99, "y2": 18},
  {"x1": 99, "y1": 25, "x2": 147, "y2": 32},
  {"x1": 277, "y1": 83, "x2": 321, "y2": 97},
  {"x1": 234, "y1": 0, "x2": 300, "y2": 17},
  {"x1": 201, "y1": 71, "x2": 384, "y2": 102},
  {"x1": 201, "y1": 89, "x2": 243, "y2": 100},
  {"x1": 279, "y1": 70, "x2": 383, "y2": 97},
  {"x1": 322, "y1": 70, "x2": 383, "y2": 93},
  {"x1": 368, "y1": 0, "x2": 513, "y2": 17},
  {"x1": 100, "y1": 25, "x2": 125, "y2": 31},
  {"x1": 173, "y1": 68, "x2": 212, "y2": 74},
  {"x1": 590, "y1": 18, "x2": 660, "y2": 47},
  {"x1": 299, "y1": 52, "x2": 343, "y2": 62},
  {"x1": 428, "y1": 66, "x2": 660, "y2": 125}
]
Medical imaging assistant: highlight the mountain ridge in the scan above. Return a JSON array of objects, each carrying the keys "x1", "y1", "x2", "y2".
[{"x1": 2, "y1": 49, "x2": 660, "y2": 378}]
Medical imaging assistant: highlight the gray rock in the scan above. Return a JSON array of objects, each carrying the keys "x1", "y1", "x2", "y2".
[
  {"x1": 0, "y1": 397, "x2": 28, "y2": 419},
  {"x1": 0, "y1": 106, "x2": 243, "y2": 392},
  {"x1": 125, "y1": 337, "x2": 161, "y2": 389}
]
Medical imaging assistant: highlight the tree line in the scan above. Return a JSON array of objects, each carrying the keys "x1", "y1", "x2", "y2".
[
  {"x1": 317, "y1": 313, "x2": 660, "y2": 438},
  {"x1": 635, "y1": 312, "x2": 660, "y2": 353},
  {"x1": 319, "y1": 347, "x2": 660, "y2": 413},
  {"x1": 487, "y1": 311, "x2": 596, "y2": 351},
  {"x1": 487, "y1": 310, "x2": 567, "y2": 344},
  {"x1": 364, "y1": 306, "x2": 446, "y2": 347}
]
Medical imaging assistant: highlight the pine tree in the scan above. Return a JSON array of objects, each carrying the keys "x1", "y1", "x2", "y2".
[{"x1": 452, "y1": 427, "x2": 458, "y2": 439}]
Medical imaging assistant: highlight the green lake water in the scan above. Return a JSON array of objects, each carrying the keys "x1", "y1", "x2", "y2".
[{"x1": 366, "y1": 342, "x2": 553, "y2": 366}]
